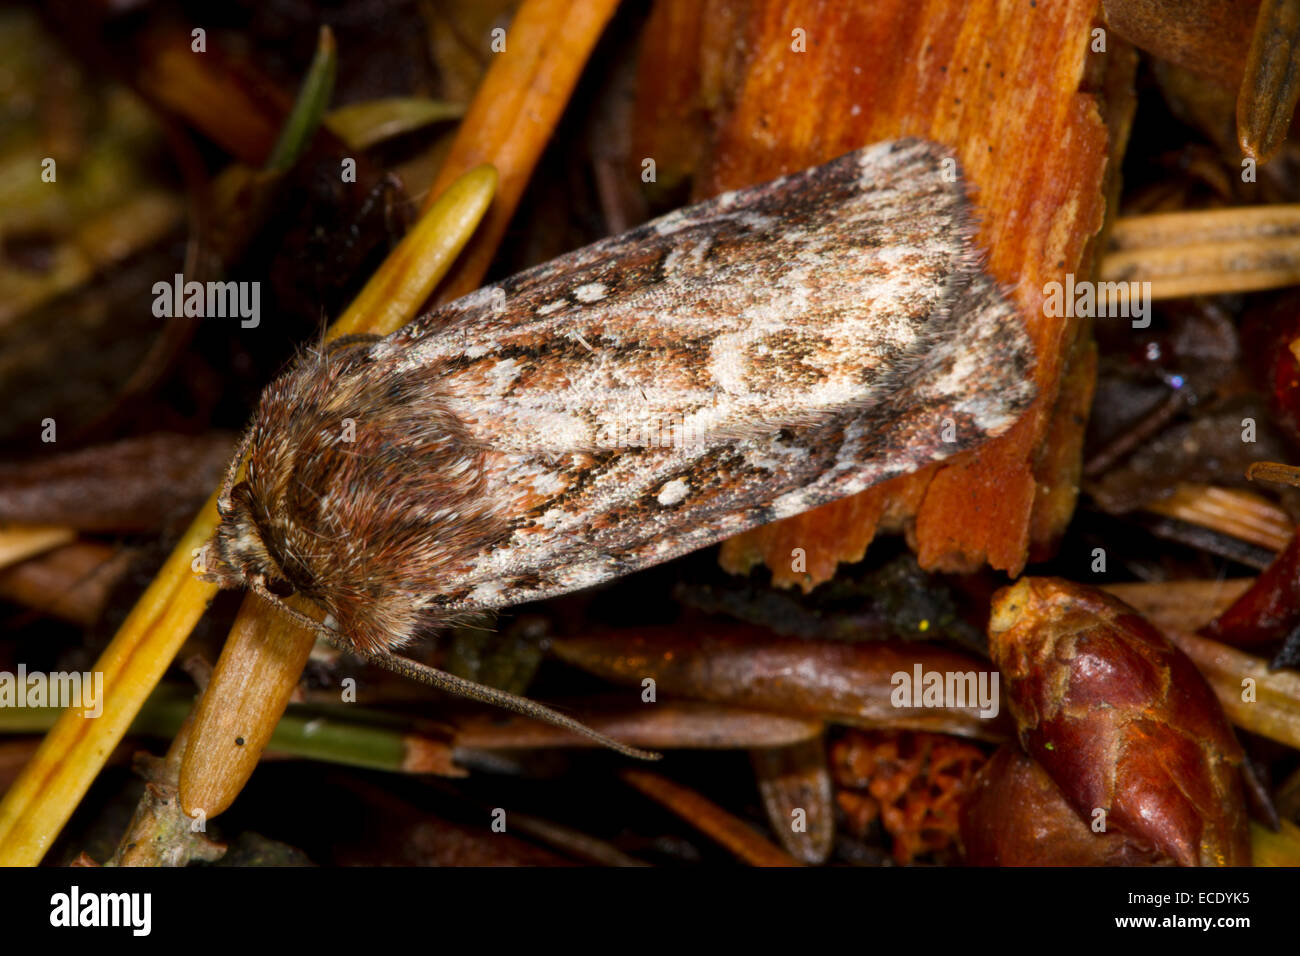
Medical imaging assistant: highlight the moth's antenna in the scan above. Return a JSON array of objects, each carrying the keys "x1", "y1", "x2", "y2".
[
  {"x1": 248, "y1": 581, "x2": 660, "y2": 761},
  {"x1": 350, "y1": 646, "x2": 661, "y2": 762},
  {"x1": 217, "y1": 426, "x2": 257, "y2": 514}
]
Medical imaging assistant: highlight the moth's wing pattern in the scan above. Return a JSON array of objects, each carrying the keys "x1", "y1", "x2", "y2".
[
  {"x1": 363, "y1": 139, "x2": 1035, "y2": 617},
  {"x1": 383, "y1": 139, "x2": 984, "y2": 452}
]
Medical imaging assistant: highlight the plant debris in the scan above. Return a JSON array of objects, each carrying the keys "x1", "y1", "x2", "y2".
[{"x1": 4, "y1": 0, "x2": 1300, "y2": 877}]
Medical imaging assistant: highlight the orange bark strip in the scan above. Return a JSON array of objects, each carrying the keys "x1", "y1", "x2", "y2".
[
  {"x1": 721, "y1": 484, "x2": 884, "y2": 589},
  {"x1": 425, "y1": 0, "x2": 621, "y2": 304},
  {"x1": 621, "y1": 768, "x2": 802, "y2": 866},
  {"x1": 1028, "y1": 311, "x2": 1097, "y2": 560},
  {"x1": 135, "y1": 26, "x2": 290, "y2": 166},
  {"x1": 648, "y1": 0, "x2": 1116, "y2": 579},
  {"x1": 630, "y1": 0, "x2": 709, "y2": 191}
]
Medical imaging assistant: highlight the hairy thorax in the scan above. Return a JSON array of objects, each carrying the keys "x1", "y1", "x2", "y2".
[{"x1": 204, "y1": 337, "x2": 505, "y2": 654}]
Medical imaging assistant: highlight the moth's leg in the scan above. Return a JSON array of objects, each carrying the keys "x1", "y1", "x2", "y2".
[
  {"x1": 216, "y1": 426, "x2": 257, "y2": 516},
  {"x1": 248, "y1": 577, "x2": 339, "y2": 635},
  {"x1": 322, "y1": 333, "x2": 384, "y2": 355},
  {"x1": 328, "y1": 171, "x2": 411, "y2": 270},
  {"x1": 360, "y1": 171, "x2": 409, "y2": 246}
]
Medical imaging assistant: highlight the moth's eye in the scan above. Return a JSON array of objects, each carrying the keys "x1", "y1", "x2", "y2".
[
  {"x1": 263, "y1": 575, "x2": 296, "y2": 598},
  {"x1": 230, "y1": 481, "x2": 256, "y2": 512},
  {"x1": 216, "y1": 489, "x2": 240, "y2": 519}
]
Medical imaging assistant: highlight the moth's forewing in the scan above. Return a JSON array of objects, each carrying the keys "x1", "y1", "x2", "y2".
[{"x1": 357, "y1": 139, "x2": 1036, "y2": 614}]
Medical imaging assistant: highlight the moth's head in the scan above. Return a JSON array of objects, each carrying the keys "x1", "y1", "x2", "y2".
[{"x1": 201, "y1": 479, "x2": 292, "y2": 595}]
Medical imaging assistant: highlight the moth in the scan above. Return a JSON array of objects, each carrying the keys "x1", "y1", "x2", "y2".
[{"x1": 201, "y1": 138, "x2": 1036, "y2": 757}]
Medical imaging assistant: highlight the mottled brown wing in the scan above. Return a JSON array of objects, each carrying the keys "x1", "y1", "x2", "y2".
[{"x1": 356, "y1": 140, "x2": 1036, "y2": 618}]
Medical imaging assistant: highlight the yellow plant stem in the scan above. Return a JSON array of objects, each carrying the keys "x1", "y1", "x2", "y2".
[{"x1": 0, "y1": 496, "x2": 220, "y2": 864}]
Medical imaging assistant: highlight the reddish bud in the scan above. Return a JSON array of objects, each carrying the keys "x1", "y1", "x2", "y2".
[{"x1": 989, "y1": 577, "x2": 1250, "y2": 866}]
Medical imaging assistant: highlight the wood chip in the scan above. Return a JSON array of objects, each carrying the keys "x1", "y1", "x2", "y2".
[
  {"x1": 1102, "y1": 578, "x2": 1256, "y2": 633},
  {"x1": 1142, "y1": 483, "x2": 1293, "y2": 552},
  {"x1": 621, "y1": 769, "x2": 801, "y2": 867},
  {"x1": 1102, "y1": 205, "x2": 1300, "y2": 298}
]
